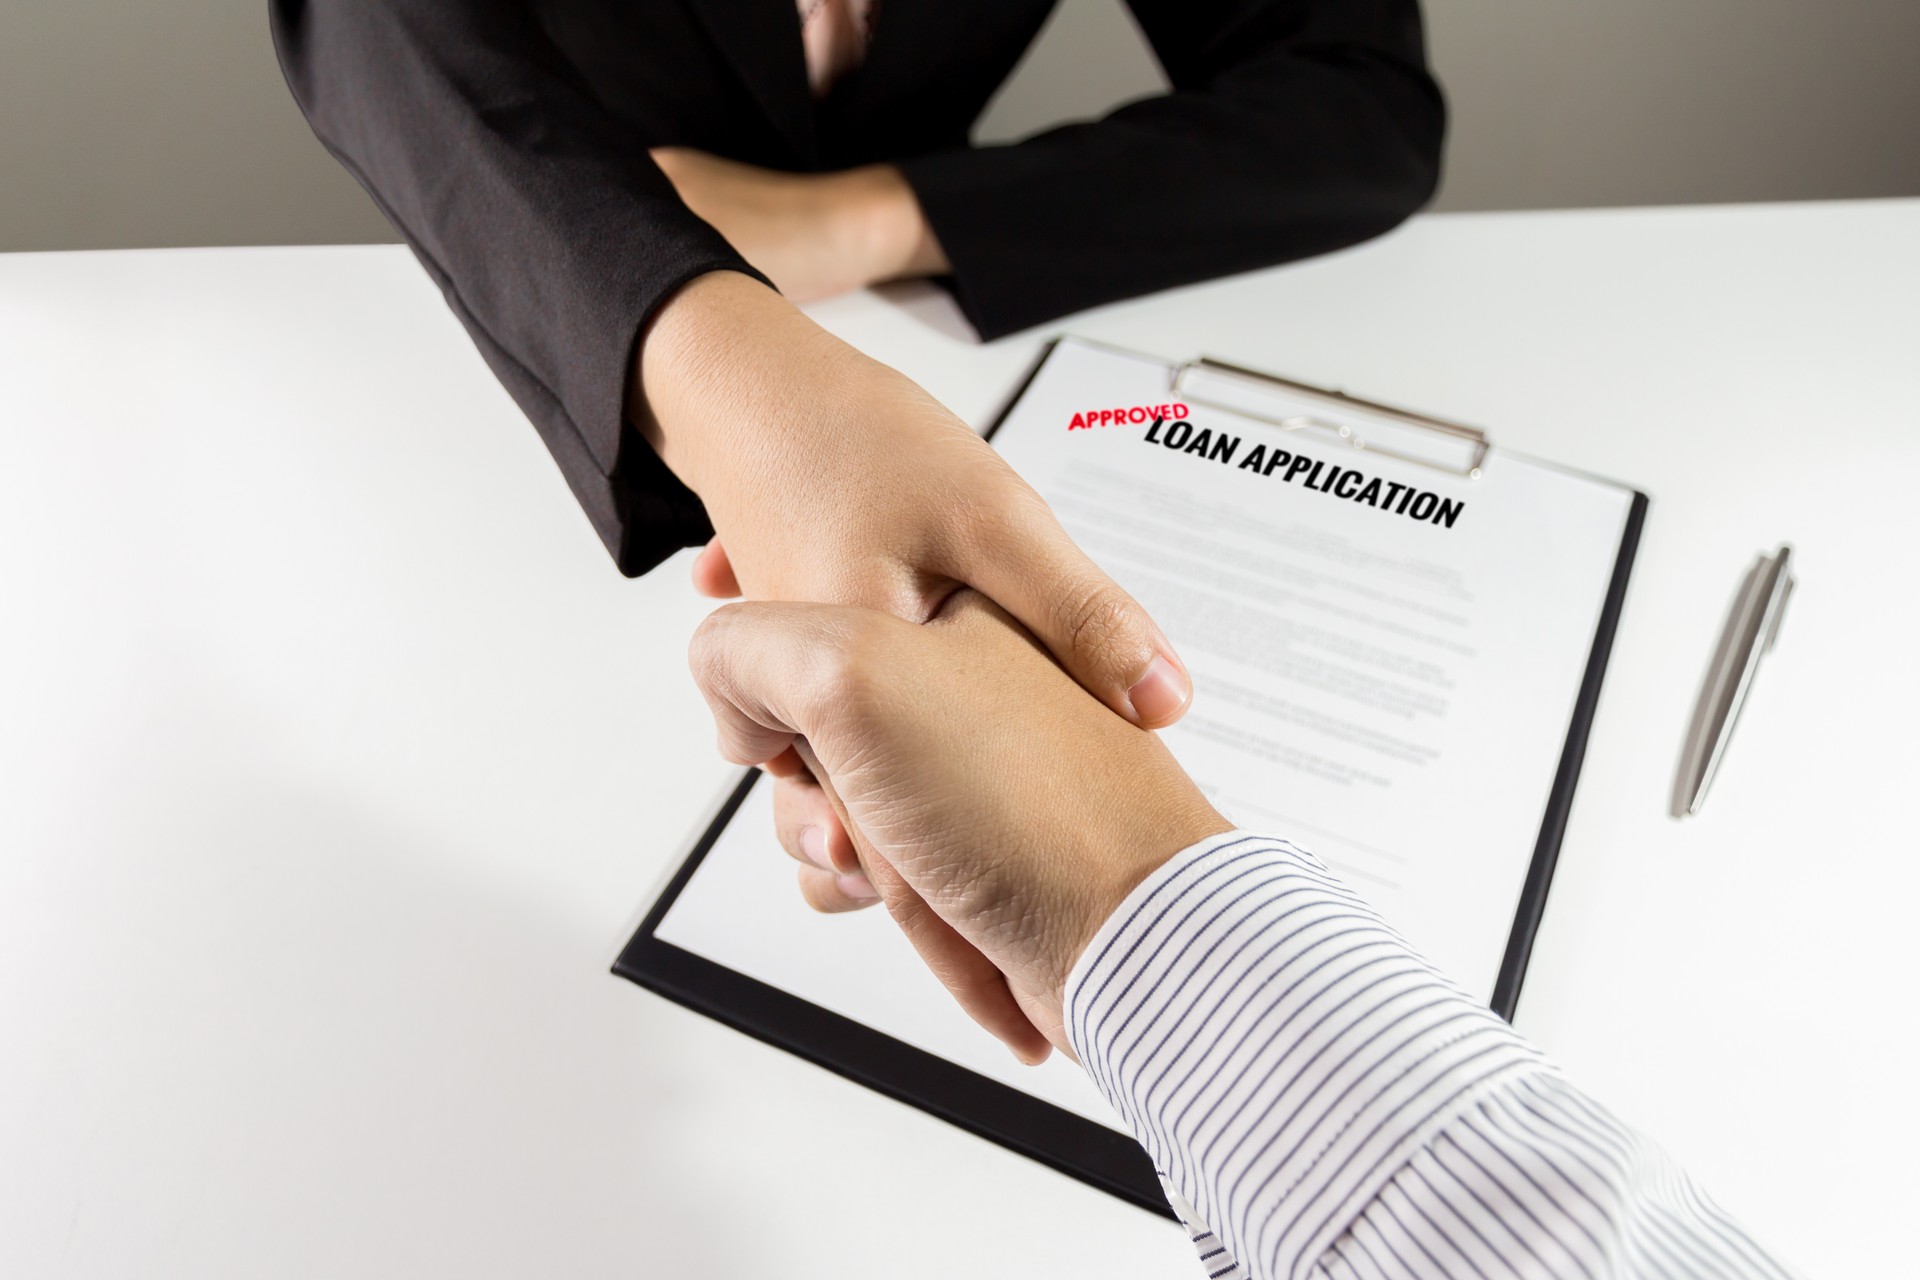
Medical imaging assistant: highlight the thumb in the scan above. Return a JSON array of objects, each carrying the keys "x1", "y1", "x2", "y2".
[
  {"x1": 966, "y1": 517, "x2": 1193, "y2": 729},
  {"x1": 689, "y1": 538, "x2": 742, "y2": 599}
]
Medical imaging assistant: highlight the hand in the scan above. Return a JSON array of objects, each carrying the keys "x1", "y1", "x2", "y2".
[
  {"x1": 650, "y1": 148, "x2": 947, "y2": 302},
  {"x1": 637, "y1": 272, "x2": 1197, "y2": 896},
  {"x1": 689, "y1": 592, "x2": 1231, "y2": 1061}
]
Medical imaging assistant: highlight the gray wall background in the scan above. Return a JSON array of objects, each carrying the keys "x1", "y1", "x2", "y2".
[{"x1": 3, "y1": 0, "x2": 1916, "y2": 254}]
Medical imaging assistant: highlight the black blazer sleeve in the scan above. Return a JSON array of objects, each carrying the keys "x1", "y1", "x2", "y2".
[
  {"x1": 270, "y1": 0, "x2": 768, "y2": 576},
  {"x1": 896, "y1": 0, "x2": 1445, "y2": 339}
]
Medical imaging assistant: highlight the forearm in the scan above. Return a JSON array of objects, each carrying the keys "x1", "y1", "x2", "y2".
[
  {"x1": 1065, "y1": 834, "x2": 1799, "y2": 1280},
  {"x1": 624, "y1": 270, "x2": 988, "y2": 611},
  {"x1": 897, "y1": 0, "x2": 1444, "y2": 337},
  {"x1": 629, "y1": 270, "x2": 836, "y2": 493},
  {"x1": 628, "y1": 271, "x2": 914, "y2": 519},
  {"x1": 271, "y1": 0, "x2": 758, "y2": 573}
]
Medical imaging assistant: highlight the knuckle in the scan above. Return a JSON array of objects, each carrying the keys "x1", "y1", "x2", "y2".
[
  {"x1": 808, "y1": 612, "x2": 893, "y2": 713},
  {"x1": 686, "y1": 603, "x2": 743, "y2": 683},
  {"x1": 947, "y1": 469, "x2": 1040, "y2": 551},
  {"x1": 1057, "y1": 582, "x2": 1138, "y2": 672}
]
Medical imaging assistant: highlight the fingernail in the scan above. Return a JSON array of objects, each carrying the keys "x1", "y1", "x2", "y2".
[
  {"x1": 799, "y1": 825, "x2": 832, "y2": 870},
  {"x1": 835, "y1": 871, "x2": 878, "y2": 901},
  {"x1": 1127, "y1": 654, "x2": 1191, "y2": 725}
]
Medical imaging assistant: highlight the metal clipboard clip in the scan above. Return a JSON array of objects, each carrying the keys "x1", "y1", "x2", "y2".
[{"x1": 1170, "y1": 356, "x2": 1491, "y2": 481}]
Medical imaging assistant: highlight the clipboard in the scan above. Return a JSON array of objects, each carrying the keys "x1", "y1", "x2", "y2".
[{"x1": 615, "y1": 338, "x2": 1647, "y2": 1216}]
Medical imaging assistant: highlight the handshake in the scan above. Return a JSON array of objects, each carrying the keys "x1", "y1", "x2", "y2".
[
  {"x1": 642, "y1": 271, "x2": 1222, "y2": 1065},
  {"x1": 688, "y1": 591, "x2": 1230, "y2": 1064},
  {"x1": 651, "y1": 285, "x2": 1771, "y2": 1277}
]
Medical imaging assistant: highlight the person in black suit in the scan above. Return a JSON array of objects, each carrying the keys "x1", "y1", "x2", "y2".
[{"x1": 272, "y1": 0, "x2": 1442, "y2": 891}]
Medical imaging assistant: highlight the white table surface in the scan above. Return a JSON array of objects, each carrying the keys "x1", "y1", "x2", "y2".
[{"x1": 4, "y1": 200, "x2": 1917, "y2": 1276}]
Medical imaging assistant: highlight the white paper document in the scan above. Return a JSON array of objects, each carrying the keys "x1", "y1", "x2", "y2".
[{"x1": 654, "y1": 339, "x2": 1638, "y2": 1130}]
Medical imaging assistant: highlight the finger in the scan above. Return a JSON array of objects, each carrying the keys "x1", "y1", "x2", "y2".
[
  {"x1": 796, "y1": 739, "x2": 1051, "y2": 1064},
  {"x1": 690, "y1": 539, "x2": 742, "y2": 599},
  {"x1": 688, "y1": 601, "x2": 891, "y2": 771},
  {"x1": 795, "y1": 863, "x2": 882, "y2": 914},
  {"x1": 759, "y1": 743, "x2": 813, "y2": 781},
  {"x1": 693, "y1": 615, "x2": 1051, "y2": 1061},
  {"x1": 686, "y1": 603, "x2": 840, "y2": 767},
  {"x1": 771, "y1": 769, "x2": 862, "y2": 878},
  {"x1": 872, "y1": 865, "x2": 1051, "y2": 1065},
  {"x1": 696, "y1": 678, "x2": 798, "y2": 769},
  {"x1": 962, "y1": 502, "x2": 1193, "y2": 729}
]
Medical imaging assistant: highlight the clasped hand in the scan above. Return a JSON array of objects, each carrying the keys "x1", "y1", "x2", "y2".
[
  {"x1": 690, "y1": 592, "x2": 1229, "y2": 1062},
  {"x1": 630, "y1": 210, "x2": 1209, "y2": 1060},
  {"x1": 636, "y1": 271, "x2": 1196, "y2": 931}
]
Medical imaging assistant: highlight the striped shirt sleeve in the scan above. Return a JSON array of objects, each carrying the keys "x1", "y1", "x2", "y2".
[{"x1": 1062, "y1": 832, "x2": 1801, "y2": 1280}]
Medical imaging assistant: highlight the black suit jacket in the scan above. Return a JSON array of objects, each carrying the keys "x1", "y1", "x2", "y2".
[{"x1": 271, "y1": 0, "x2": 1443, "y2": 575}]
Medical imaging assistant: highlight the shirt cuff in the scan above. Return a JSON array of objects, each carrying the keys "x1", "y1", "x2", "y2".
[{"x1": 1063, "y1": 831, "x2": 1548, "y2": 1278}]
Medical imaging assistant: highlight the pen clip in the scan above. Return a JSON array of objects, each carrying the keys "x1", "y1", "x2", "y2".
[
  {"x1": 1764, "y1": 576, "x2": 1793, "y2": 653},
  {"x1": 1674, "y1": 544, "x2": 1794, "y2": 818}
]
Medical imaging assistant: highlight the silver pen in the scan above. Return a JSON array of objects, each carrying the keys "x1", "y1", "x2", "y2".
[{"x1": 1674, "y1": 544, "x2": 1794, "y2": 817}]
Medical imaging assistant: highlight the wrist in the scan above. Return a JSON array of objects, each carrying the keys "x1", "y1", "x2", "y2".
[
  {"x1": 1041, "y1": 794, "x2": 1232, "y2": 1010},
  {"x1": 1055, "y1": 817, "x2": 1237, "y2": 1001},
  {"x1": 629, "y1": 269, "x2": 855, "y2": 495}
]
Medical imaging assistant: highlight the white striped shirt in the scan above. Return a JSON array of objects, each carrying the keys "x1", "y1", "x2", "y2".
[{"x1": 1064, "y1": 833, "x2": 1800, "y2": 1280}]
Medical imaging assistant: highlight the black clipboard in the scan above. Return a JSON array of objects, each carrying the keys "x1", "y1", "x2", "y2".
[{"x1": 614, "y1": 340, "x2": 1648, "y2": 1218}]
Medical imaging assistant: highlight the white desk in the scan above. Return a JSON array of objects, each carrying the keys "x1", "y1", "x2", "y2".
[{"x1": 3, "y1": 201, "x2": 1916, "y2": 1275}]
